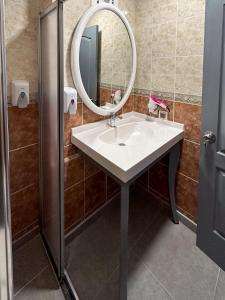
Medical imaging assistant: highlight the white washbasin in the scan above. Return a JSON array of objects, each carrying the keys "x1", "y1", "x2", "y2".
[
  {"x1": 99, "y1": 122, "x2": 154, "y2": 146},
  {"x1": 71, "y1": 112, "x2": 184, "y2": 183}
]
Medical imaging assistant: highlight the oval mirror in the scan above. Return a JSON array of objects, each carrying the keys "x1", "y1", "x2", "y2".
[{"x1": 71, "y1": 3, "x2": 137, "y2": 116}]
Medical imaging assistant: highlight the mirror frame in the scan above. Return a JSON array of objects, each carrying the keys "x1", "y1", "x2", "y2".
[{"x1": 71, "y1": 3, "x2": 137, "y2": 116}]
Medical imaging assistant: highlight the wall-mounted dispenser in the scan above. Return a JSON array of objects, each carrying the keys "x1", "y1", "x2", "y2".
[
  {"x1": 12, "y1": 80, "x2": 29, "y2": 108},
  {"x1": 64, "y1": 87, "x2": 77, "y2": 115}
]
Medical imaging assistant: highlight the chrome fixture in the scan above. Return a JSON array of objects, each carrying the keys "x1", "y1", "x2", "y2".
[{"x1": 107, "y1": 113, "x2": 122, "y2": 127}]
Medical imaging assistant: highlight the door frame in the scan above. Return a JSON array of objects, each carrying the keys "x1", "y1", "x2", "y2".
[{"x1": 0, "y1": 0, "x2": 14, "y2": 298}]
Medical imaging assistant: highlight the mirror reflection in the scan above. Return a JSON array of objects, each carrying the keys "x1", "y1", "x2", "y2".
[{"x1": 79, "y1": 10, "x2": 132, "y2": 109}]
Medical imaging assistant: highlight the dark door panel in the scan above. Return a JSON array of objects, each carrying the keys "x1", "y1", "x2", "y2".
[{"x1": 197, "y1": 0, "x2": 225, "y2": 271}]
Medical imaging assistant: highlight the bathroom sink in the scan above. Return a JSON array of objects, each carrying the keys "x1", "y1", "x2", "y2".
[
  {"x1": 99, "y1": 122, "x2": 154, "y2": 146},
  {"x1": 71, "y1": 112, "x2": 184, "y2": 183}
]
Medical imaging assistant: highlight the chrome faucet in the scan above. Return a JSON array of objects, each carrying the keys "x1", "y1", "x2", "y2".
[{"x1": 107, "y1": 113, "x2": 122, "y2": 128}]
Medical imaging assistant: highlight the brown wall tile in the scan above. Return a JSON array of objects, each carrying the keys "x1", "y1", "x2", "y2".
[
  {"x1": 8, "y1": 104, "x2": 39, "y2": 150},
  {"x1": 85, "y1": 171, "x2": 107, "y2": 215},
  {"x1": 107, "y1": 176, "x2": 120, "y2": 200},
  {"x1": 83, "y1": 104, "x2": 104, "y2": 124},
  {"x1": 176, "y1": 173, "x2": 198, "y2": 221},
  {"x1": 85, "y1": 157, "x2": 101, "y2": 178},
  {"x1": 64, "y1": 102, "x2": 83, "y2": 145},
  {"x1": 100, "y1": 87, "x2": 112, "y2": 102},
  {"x1": 174, "y1": 102, "x2": 201, "y2": 143},
  {"x1": 64, "y1": 144, "x2": 79, "y2": 158},
  {"x1": 179, "y1": 140, "x2": 200, "y2": 181},
  {"x1": 149, "y1": 162, "x2": 169, "y2": 201},
  {"x1": 64, "y1": 181, "x2": 85, "y2": 230},
  {"x1": 134, "y1": 95, "x2": 149, "y2": 114},
  {"x1": 64, "y1": 155, "x2": 84, "y2": 190},
  {"x1": 123, "y1": 95, "x2": 134, "y2": 113},
  {"x1": 11, "y1": 184, "x2": 39, "y2": 239},
  {"x1": 10, "y1": 144, "x2": 39, "y2": 193},
  {"x1": 137, "y1": 170, "x2": 149, "y2": 190}
]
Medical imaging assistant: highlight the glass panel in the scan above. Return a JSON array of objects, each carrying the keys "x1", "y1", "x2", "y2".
[{"x1": 40, "y1": 6, "x2": 62, "y2": 275}]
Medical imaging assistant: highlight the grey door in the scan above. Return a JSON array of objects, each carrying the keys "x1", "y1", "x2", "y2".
[
  {"x1": 0, "y1": 0, "x2": 13, "y2": 298},
  {"x1": 197, "y1": 0, "x2": 225, "y2": 271},
  {"x1": 80, "y1": 25, "x2": 98, "y2": 105}
]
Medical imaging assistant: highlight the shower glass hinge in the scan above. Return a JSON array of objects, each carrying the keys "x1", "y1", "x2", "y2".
[{"x1": 91, "y1": 0, "x2": 118, "y2": 7}]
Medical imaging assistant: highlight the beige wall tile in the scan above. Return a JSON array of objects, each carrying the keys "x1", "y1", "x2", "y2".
[
  {"x1": 135, "y1": 28, "x2": 152, "y2": 90},
  {"x1": 175, "y1": 56, "x2": 203, "y2": 96},
  {"x1": 178, "y1": 0, "x2": 205, "y2": 18},
  {"x1": 152, "y1": 3, "x2": 177, "y2": 25},
  {"x1": 136, "y1": 0, "x2": 152, "y2": 12},
  {"x1": 152, "y1": 0, "x2": 177, "y2": 9},
  {"x1": 152, "y1": 21, "x2": 176, "y2": 57},
  {"x1": 177, "y1": 15, "x2": 205, "y2": 56},
  {"x1": 5, "y1": 0, "x2": 40, "y2": 98},
  {"x1": 152, "y1": 57, "x2": 176, "y2": 93}
]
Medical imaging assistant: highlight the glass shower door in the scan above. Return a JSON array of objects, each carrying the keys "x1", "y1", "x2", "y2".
[{"x1": 39, "y1": 1, "x2": 64, "y2": 279}]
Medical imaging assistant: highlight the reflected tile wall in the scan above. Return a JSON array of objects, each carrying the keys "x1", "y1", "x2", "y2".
[{"x1": 6, "y1": 0, "x2": 55, "y2": 241}]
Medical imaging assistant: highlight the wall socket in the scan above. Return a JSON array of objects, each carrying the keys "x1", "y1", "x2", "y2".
[{"x1": 91, "y1": 0, "x2": 118, "y2": 7}]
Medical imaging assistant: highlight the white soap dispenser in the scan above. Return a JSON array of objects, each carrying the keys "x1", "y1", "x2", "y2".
[
  {"x1": 64, "y1": 87, "x2": 77, "y2": 115},
  {"x1": 12, "y1": 80, "x2": 29, "y2": 108}
]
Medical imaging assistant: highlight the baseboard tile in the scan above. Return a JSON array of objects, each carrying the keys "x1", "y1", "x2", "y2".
[
  {"x1": 177, "y1": 211, "x2": 197, "y2": 233},
  {"x1": 12, "y1": 225, "x2": 40, "y2": 250}
]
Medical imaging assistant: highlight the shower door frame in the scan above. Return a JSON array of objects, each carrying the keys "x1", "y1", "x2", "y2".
[{"x1": 0, "y1": 0, "x2": 13, "y2": 299}]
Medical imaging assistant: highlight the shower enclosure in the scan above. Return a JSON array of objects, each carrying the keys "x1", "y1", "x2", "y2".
[{"x1": 0, "y1": 0, "x2": 13, "y2": 299}]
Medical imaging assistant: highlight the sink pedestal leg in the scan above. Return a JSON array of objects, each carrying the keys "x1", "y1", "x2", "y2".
[
  {"x1": 120, "y1": 184, "x2": 130, "y2": 300},
  {"x1": 168, "y1": 143, "x2": 180, "y2": 224}
]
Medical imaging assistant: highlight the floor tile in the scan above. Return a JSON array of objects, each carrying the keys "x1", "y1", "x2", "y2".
[
  {"x1": 95, "y1": 255, "x2": 173, "y2": 300},
  {"x1": 65, "y1": 201, "x2": 120, "y2": 300},
  {"x1": 65, "y1": 196, "x2": 160, "y2": 300},
  {"x1": 214, "y1": 269, "x2": 225, "y2": 300},
  {"x1": 13, "y1": 235, "x2": 49, "y2": 293},
  {"x1": 15, "y1": 266, "x2": 64, "y2": 300},
  {"x1": 133, "y1": 214, "x2": 219, "y2": 300}
]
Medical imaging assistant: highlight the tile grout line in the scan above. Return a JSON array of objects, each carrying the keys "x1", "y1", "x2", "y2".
[
  {"x1": 9, "y1": 142, "x2": 38, "y2": 153},
  {"x1": 183, "y1": 139, "x2": 201, "y2": 146},
  {"x1": 142, "y1": 255, "x2": 175, "y2": 300},
  {"x1": 212, "y1": 268, "x2": 220, "y2": 300},
  {"x1": 142, "y1": 261, "x2": 176, "y2": 300},
  {"x1": 173, "y1": 0, "x2": 179, "y2": 122},
  {"x1": 10, "y1": 183, "x2": 37, "y2": 197},
  {"x1": 14, "y1": 265, "x2": 49, "y2": 297},
  {"x1": 177, "y1": 171, "x2": 199, "y2": 183},
  {"x1": 13, "y1": 221, "x2": 39, "y2": 240}
]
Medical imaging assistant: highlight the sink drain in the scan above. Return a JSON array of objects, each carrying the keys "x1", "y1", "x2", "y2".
[{"x1": 118, "y1": 143, "x2": 126, "y2": 146}]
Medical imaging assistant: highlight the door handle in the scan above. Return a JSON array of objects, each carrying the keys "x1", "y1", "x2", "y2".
[{"x1": 203, "y1": 131, "x2": 216, "y2": 147}]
